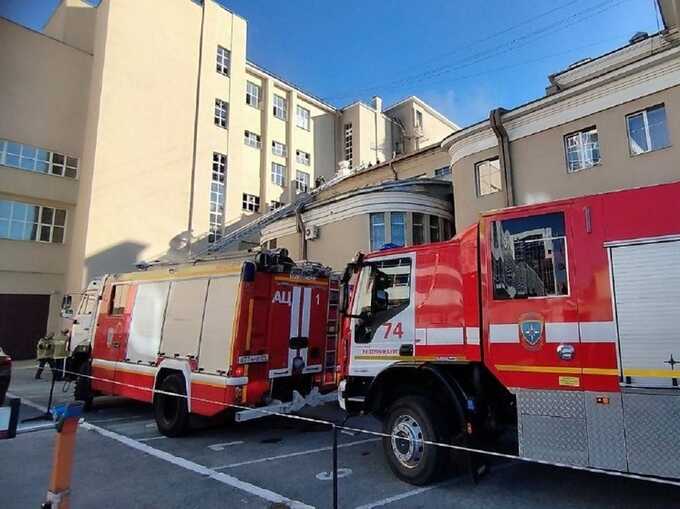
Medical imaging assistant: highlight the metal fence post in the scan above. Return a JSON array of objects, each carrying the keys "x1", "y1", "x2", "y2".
[{"x1": 332, "y1": 423, "x2": 338, "y2": 509}]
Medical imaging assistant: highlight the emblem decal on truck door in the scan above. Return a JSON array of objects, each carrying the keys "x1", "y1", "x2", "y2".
[{"x1": 519, "y1": 312, "x2": 544, "y2": 350}]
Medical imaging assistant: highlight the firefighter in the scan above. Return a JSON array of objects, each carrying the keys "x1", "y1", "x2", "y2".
[{"x1": 35, "y1": 330, "x2": 68, "y2": 380}]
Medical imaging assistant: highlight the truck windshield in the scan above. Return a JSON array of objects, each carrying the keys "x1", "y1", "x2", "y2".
[{"x1": 353, "y1": 258, "x2": 412, "y2": 317}]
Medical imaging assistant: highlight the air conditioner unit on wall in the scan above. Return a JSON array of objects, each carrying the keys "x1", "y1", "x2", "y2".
[{"x1": 304, "y1": 225, "x2": 320, "y2": 241}]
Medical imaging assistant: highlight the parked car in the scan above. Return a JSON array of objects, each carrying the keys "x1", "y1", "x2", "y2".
[{"x1": 0, "y1": 348, "x2": 11, "y2": 406}]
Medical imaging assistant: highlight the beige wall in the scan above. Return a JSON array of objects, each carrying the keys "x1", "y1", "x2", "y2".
[
  {"x1": 319, "y1": 144, "x2": 450, "y2": 200},
  {"x1": 452, "y1": 86, "x2": 680, "y2": 230},
  {"x1": 0, "y1": 16, "x2": 92, "y2": 333},
  {"x1": 386, "y1": 98, "x2": 456, "y2": 153},
  {"x1": 43, "y1": 0, "x2": 96, "y2": 54},
  {"x1": 67, "y1": 0, "x2": 205, "y2": 290}
]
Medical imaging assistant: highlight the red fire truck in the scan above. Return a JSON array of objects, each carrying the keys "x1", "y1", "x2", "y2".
[
  {"x1": 64, "y1": 249, "x2": 339, "y2": 436},
  {"x1": 337, "y1": 181, "x2": 680, "y2": 485}
]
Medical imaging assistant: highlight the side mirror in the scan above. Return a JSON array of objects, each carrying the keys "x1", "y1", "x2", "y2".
[
  {"x1": 353, "y1": 311, "x2": 373, "y2": 344},
  {"x1": 374, "y1": 289, "x2": 389, "y2": 312}
]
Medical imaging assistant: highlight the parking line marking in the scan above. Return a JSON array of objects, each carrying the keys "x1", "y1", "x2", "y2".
[
  {"x1": 89, "y1": 416, "x2": 148, "y2": 424},
  {"x1": 137, "y1": 436, "x2": 168, "y2": 442},
  {"x1": 214, "y1": 438, "x2": 380, "y2": 470},
  {"x1": 11, "y1": 394, "x2": 314, "y2": 509},
  {"x1": 354, "y1": 462, "x2": 517, "y2": 509},
  {"x1": 208, "y1": 441, "x2": 244, "y2": 451}
]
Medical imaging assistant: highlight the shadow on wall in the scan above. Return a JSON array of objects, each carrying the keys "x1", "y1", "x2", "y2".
[{"x1": 84, "y1": 240, "x2": 148, "y2": 283}]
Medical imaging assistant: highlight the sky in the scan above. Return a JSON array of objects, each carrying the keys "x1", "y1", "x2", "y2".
[{"x1": 0, "y1": 0, "x2": 662, "y2": 127}]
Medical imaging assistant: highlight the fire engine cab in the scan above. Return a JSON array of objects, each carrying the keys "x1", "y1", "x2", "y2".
[
  {"x1": 63, "y1": 249, "x2": 339, "y2": 436},
  {"x1": 338, "y1": 181, "x2": 680, "y2": 485}
]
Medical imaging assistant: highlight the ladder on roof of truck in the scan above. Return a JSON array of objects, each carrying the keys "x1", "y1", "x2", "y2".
[{"x1": 323, "y1": 274, "x2": 341, "y2": 386}]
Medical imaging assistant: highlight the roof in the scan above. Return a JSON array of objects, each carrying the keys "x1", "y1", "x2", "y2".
[
  {"x1": 384, "y1": 95, "x2": 460, "y2": 130},
  {"x1": 246, "y1": 60, "x2": 337, "y2": 113},
  {"x1": 441, "y1": 29, "x2": 675, "y2": 150}
]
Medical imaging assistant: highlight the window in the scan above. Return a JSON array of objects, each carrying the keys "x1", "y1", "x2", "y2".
[
  {"x1": 246, "y1": 81, "x2": 261, "y2": 108},
  {"x1": 429, "y1": 215, "x2": 440, "y2": 243},
  {"x1": 370, "y1": 212, "x2": 385, "y2": 251},
  {"x1": 273, "y1": 95, "x2": 287, "y2": 120},
  {"x1": 242, "y1": 193, "x2": 260, "y2": 212},
  {"x1": 296, "y1": 106, "x2": 310, "y2": 130},
  {"x1": 216, "y1": 46, "x2": 230, "y2": 76},
  {"x1": 271, "y1": 163, "x2": 286, "y2": 186},
  {"x1": 110, "y1": 285, "x2": 129, "y2": 315},
  {"x1": 391, "y1": 212, "x2": 405, "y2": 247},
  {"x1": 434, "y1": 166, "x2": 451, "y2": 177},
  {"x1": 352, "y1": 257, "x2": 412, "y2": 343},
  {"x1": 0, "y1": 199, "x2": 66, "y2": 243},
  {"x1": 344, "y1": 123, "x2": 353, "y2": 164},
  {"x1": 412, "y1": 213, "x2": 424, "y2": 245},
  {"x1": 295, "y1": 170, "x2": 310, "y2": 193},
  {"x1": 214, "y1": 99, "x2": 228, "y2": 128},
  {"x1": 0, "y1": 140, "x2": 78, "y2": 179},
  {"x1": 209, "y1": 152, "x2": 226, "y2": 243},
  {"x1": 626, "y1": 104, "x2": 670, "y2": 155},
  {"x1": 475, "y1": 158, "x2": 502, "y2": 196},
  {"x1": 296, "y1": 150, "x2": 311, "y2": 166},
  {"x1": 270, "y1": 200, "x2": 284, "y2": 210},
  {"x1": 272, "y1": 141, "x2": 287, "y2": 157},
  {"x1": 442, "y1": 219, "x2": 452, "y2": 240},
  {"x1": 491, "y1": 212, "x2": 569, "y2": 300},
  {"x1": 415, "y1": 110, "x2": 423, "y2": 129},
  {"x1": 565, "y1": 127, "x2": 600, "y2": 172},
  {"x1": 244, "y1": 130, "x2": 261, "y2": 149}
]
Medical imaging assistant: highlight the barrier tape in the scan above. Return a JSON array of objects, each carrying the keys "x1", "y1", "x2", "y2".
[{"x1": 13, "y1": 362, "x2": 680, "y2": 489}]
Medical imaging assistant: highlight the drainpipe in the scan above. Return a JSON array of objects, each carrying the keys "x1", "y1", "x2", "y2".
[
  {"x1": 295, "y1": 201, "x2": 307, "y2": 260},
  {"x1": 187, "y1": 0, "x2": 206, "y2": 255},
  {"x1": 489, "y1": 108, "x2": 515, "y2": 207},
  {"x1": 389, "y1": 161, "x2": 398, "y2": 180}
]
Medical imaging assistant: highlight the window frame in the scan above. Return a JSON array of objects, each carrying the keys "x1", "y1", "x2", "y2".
[
  {"x1": 296, "y1": 106, "x2": 311, "y2": 130},
  {"x1": 273, "y1": 95, "x2": 288, "y2": 121},
  {"x1": 0, "y1": 139, "x2": 78, "y2": 179},
  {"x1": 272, "y1": 141, "x2": 287, "y2": 157},
  {"x1": 242, "y1": 193, "x2": 260, "y2": 213},
  {"x1": 271, "y1": 162, "x2": 286, "y2": 187},
  {"x1": 369, "y1": 212, "x2": 386, "y2": 251},
  {"x1": 216, "y1": 45, "x2": 230, "y2": 76},
  {"x1": 209, "y1": 152, "x2": 227, "y2": 243},
  {"x1": 296, "y1": 149, "x2": 311, "y2": 166},
  {"x1": 390, "y1": 212, "x2": 406, "y2": 247},
  {"x1": 244, "y1": 130, "x2": 262, "y2": 149},
  {"x1": 344, "y1": 123, "x2": 353, "y2": 165},
  {"x1": 564, "y1": 126, "x2": 601, "y2": 173},
  {"x1": 625, "y1": 104, "x2": 671, "y2": 156},
  {"x1": 412, "y1": 212, "x2": 424, "y2": 245},
  {"x1": 475, "y1": 157, "x2": 502, "y2": 197},
  {"x1": 434, "y1": 166, "x2": 451, "y2": 178},
  {"x1": 0, "y1": 199, "x2": 67, "y2": 244},
  {"x1": 295, "y1": 170, "x2": 310, "y2": 193},
  {"x1": 109, "y1": 285, "x2": 129, "y2": 315},
  {"x1": 246, "y1": 81, "x2": 261, "y2": 109},
  {"x1": 214, "y1": 98, "x2": 228, "y2": 128}
]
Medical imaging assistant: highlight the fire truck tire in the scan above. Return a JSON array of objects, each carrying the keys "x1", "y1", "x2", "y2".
[
  {"x1": 383, "y1": 396, "x2": 449, "y2": 485},
  {"x1": 154, "y1": 373, "x2": 190, "y2": 437},
  {"x1": 74, "y1": 361, "x2": 93, "y2": 411}
]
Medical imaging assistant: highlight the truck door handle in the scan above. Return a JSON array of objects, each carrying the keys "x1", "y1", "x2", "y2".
[
  {"x1": 556, "y1": 344, "x2": 575, "y2": 361},
  {"x1": 399, "y1": 344, "x2": 414, "y2": 357},
  {"x1": 112, "y1": 341, "x2": 120, "y2": 348}
]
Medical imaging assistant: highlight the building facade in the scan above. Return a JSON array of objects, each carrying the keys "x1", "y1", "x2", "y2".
[
  {"x1": 443, "y1": 25, "x2": 680, "y2": 231},
  {"x1": 0, "y1": 0, "x2": 457, "y2": 358},
  {"x1": 260, "y1": 142, "x2": 454, "y2": 270}
]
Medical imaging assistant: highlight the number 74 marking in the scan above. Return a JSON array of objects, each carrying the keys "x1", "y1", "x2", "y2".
[{"x1": 383, "y1": 322, "x2": 404, "y2": 339}]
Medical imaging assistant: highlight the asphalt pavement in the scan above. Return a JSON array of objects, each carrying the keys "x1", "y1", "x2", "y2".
[{"x1": 3, "y1": 360, "x2": 680, "y2": 508}]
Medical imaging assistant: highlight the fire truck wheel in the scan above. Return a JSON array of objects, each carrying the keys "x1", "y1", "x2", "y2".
[
  {"x1": 383, "y1": 396, "x2": 449, "y2": 485},
  {"x1": 154, "y1": 373, "x2": 190, "y2": 437},
  {"x1": 74, "y1": 361, "x2": 93, "y2": 411}
]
